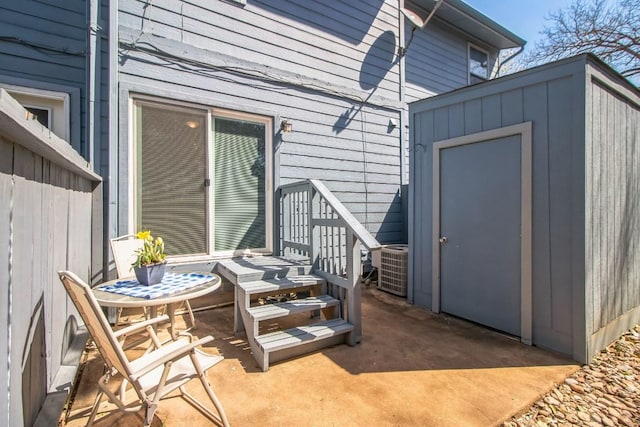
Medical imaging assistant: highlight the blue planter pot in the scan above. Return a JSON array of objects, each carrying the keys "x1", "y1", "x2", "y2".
[{"x1": 134, "y1": 262, "x2": 166, "y2": 286}]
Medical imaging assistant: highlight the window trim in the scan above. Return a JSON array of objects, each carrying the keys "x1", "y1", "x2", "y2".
[
  {"x1": 129, "y1": 95, "x2": 274, "y2": 260},
  {"x1": 468, "y1": 43, "x2": 490, "y2": 84}
]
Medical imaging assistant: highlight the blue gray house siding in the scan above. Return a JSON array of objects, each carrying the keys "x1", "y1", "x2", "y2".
[
  {"x1": 406, "y1": 23, "x2": 479, "y2": 102},
  {"x1": 0, "y1": 0, "x2": 88, "y2": 154},
  {"x1": 112, "y1": 0, "x2": 501, "y2": 246},
  {"x1": 409, "y1": 55, "x2": 640, "y2": 363}
]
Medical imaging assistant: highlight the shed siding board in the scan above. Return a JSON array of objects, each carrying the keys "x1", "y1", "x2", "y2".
[
  {"x1": 0, "y1": 1, "x2": 88, "y2": 154},
  {"x1": 501, "y1": 89, "x2": 523, "y2": 127},
  {"x1": 463, "y1": 99, "x2": 482, "y2": 134},
  {"x1": 569, "y1": 69, "x2": 587, "y2": 362},
  {"x1": 411, "y1": 108, "x2": 435, "y2": 307},
  {"x1": 627, "y1": 100, "x2": 640, "y2": 312},
  {"x1": 447, "y1": 103, "x2": 464, "y2": 139},
  {"x1": 433, "y1": 108, "x2": 449, "y2": 141},
  {"x1": 480, "y1": 93, "x2": 501, "y2": 131},
  {"x1": 587, "y1": 82, "x2": 600, "y2": 334},
  {"x1": 585, "y1": 73, "x2": 640, "y2": 358},
  {"x1": 546, "y1": 77, "x2": 576, "y2": 341},
  {"x1": 522, "y1": 82, "x2": 554, "y2": 346}
]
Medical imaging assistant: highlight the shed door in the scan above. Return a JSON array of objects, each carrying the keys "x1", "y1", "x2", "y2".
[{"x1": 439, "y1": 136, "x2": 522, "y2": 336}]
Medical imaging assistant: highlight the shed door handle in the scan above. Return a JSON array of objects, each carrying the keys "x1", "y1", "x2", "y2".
[{"x1": 439, "y1": 236, "x2": 448, "y2": 244}]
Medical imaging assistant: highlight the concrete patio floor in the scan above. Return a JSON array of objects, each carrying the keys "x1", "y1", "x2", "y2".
[{"x1": 61, "y1": 285, "x2": 579, "y2": 427}]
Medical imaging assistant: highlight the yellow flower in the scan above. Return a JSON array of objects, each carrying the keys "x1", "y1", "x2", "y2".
[{"x1": 136, "y1": 230, "x2": 152, "y2": 241}]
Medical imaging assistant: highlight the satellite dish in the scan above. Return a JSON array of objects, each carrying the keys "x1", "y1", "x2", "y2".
[
  {"x1": 400, "y1": 1, "x2": 444, "y2": 29},
  {"x1": 400, "y1": 7, "x2": 428, "y2": 29},
  {"x1": 398, "y1": 1, "x2": 445, "y2": 57}
]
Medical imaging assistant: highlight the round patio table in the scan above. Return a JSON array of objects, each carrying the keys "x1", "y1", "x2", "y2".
[{"x1": 93, "y1": 271, "x2": 221, "y2": 338}]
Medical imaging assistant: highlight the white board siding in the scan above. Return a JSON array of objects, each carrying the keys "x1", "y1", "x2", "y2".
[
  {"x1": 118, "y1": 0, "x2": 401, "y2": 101},
  {"x1": 116, "y1": 0, "x2": 407, "y2": 244},
  {"x1": 586, "y1": 79, "x2": 640, "y2": 333},
  {"x1": 118, "y1": 71, "x2": 403, "y2": 243}
]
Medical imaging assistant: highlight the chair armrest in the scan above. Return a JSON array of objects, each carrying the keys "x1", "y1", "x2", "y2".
[
  {"x1": 113, "y1": 314, "x2": 170, "y2": 339},
  {"x1": 129, "y1": 336, "x2": 215, "y2": 380}
]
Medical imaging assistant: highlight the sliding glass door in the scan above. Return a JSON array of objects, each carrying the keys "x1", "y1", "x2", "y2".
[{"x1": 133, "y1": 99, "x2": 271, "y2": 257}]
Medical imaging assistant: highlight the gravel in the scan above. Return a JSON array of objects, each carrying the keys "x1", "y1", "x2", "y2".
[{"x1": 503, "y1": 325, "x2": 640, "y2": 427}]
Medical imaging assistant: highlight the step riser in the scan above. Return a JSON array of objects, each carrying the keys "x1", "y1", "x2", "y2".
[
  {"x1": 249, "y1": 297, "x2": 339, "y2": 322},
  {"x1": 268, "y1": 334, "x2": 348, "y2": 365},
  {"x1": 239, "y1": 276, "x2": 325, "y2": 295}
]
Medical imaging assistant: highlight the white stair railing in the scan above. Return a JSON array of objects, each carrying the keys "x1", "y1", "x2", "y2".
[{"x1": 278, "y1": 179, "x2": 381, "y2": 343}]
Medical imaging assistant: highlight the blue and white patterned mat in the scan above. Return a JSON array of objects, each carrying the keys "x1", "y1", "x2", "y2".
[{"x1": 100, "y1": 273, "x2": 214, "y2": 299}]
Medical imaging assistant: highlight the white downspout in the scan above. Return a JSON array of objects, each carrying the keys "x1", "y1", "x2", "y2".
[
  {"x1": 87, "y1": 0, "x2": 100, "y2": 167},
  {"x1": 398, "y1": 0, "x2": 408, "y2": 186},
  {"x1": 108, "y1": 0, "x2": 119, "y2": 280}
]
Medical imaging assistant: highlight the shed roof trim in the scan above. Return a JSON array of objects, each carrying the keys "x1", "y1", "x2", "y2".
[{"x1": 410, "y1": 0, "x2": 526, "y2": 49}]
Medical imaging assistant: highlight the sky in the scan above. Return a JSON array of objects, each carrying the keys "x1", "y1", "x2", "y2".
[{"x1": 463, "y1": 0, "x2": 576, "y2": 53}]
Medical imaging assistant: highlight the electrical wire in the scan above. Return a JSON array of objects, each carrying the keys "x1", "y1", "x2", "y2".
[
  {"x1": 119, "y1": 38, "x2": 400, "y2": 111},
  {"x1": 0, "y1": 36, "x2": 86, "y2": 57}
]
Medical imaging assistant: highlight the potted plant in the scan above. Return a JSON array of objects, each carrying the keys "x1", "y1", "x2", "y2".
[{"x1": 132, "y1": 230, "x2": 167, "y2": 285}]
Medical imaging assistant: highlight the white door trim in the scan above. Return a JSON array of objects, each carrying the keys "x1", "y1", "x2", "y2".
[{"x1": 432, "y1": 122, "x2": 533, "y2": 345}]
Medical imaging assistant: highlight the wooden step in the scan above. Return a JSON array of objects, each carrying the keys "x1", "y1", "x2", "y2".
[
  {"x1": 216, "y1": 256, "x2": 312, "y2": 284},
  {"x1": 238, "y1": 275, "x2": 325, "y2": 296},
  {"x1": 247, "y1": 295, "x2": 339, "y2": 322},
  {"x1": 256, "y1": 318, "x2": 353, "y2": 354}
]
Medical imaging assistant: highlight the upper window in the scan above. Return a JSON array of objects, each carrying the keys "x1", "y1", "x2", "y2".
[
  {"x1": 469, "y1": 45, "x2": 489, "y2": 84},
  {"x1": 0, "y1": 85, "x2": 70, "y2": 140}
]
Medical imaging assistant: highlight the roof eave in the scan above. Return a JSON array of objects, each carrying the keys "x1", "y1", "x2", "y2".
[{"x1": 410, "y1": 0, "x2": 526, "y2": 50}]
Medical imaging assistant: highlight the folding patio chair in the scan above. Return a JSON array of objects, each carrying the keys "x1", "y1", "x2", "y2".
[
  {"x1": 110, "y1": 234, "x2": 196, "y2": 329},
  {"x1": 58, "y1": 271, "x2": 229, "y2": 427}
]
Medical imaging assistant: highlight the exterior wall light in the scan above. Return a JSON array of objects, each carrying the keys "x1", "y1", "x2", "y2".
[
  {"x1": 185, "y1": 120, "x2": 199, "y2": 129},
  {"x1": 280, "y1": 119, "x2": 292, "y2": 133}
]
